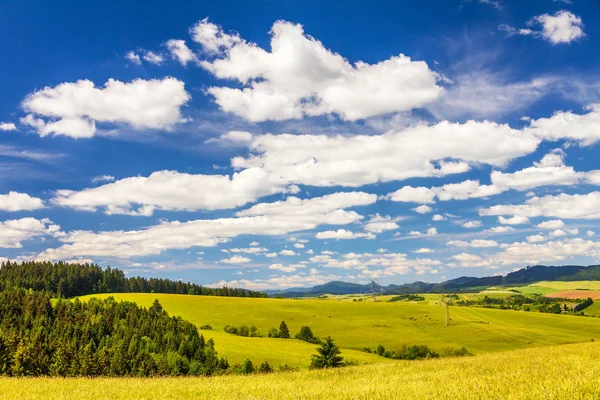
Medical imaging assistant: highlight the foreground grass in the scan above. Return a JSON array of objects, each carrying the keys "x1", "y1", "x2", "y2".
[
  {"x1": 77, "y1": 293, "x2": 600, "y2": 366},
  {"x1": 2, "y1": 342, "x2": 600, "y2": 400}
]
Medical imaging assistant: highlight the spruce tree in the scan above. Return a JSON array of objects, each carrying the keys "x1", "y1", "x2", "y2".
[
  {"x1": 310, "y1": 336, "x2": 344, "y2": 369},
  {"x1": 279, "y1": 321, "x2": 290, "y2": 339}
]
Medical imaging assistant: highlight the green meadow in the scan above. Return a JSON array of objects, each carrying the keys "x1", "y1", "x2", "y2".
[{"x1": 78, "y1": 292, "x2": 600, "y2": 367}]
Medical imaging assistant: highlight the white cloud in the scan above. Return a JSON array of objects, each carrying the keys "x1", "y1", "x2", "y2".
[
  {"x1": 527, "y1": 104, "x2": 600, "y2": 146},
  {"x1": 143, "y1": 51, "x2": 164, "y2": 65},
  {"x1": 265, "y1": 252, "x2": 277, "y2": 258},
  {"x1": 235, "y1": 120, "x2": 540, "y2": 190},
  {"x1": 413, "y1": 205, "x2": 433, "y2": 214},
  {"x1": 498, "y1": 215, "x2": 530, "y2": 225},
  {"x1": 38, "y1": 192, "x2": 372, "y2": 259},
  {"x1": 527, "y1": 235, "x2": 546, "y2": 243},
  {"x1": 125, "y1": 51, "x2": 141, "y2": 65},
  {"x1": 268, "y1": 263, "x2": 297, "y2": 273},
  {"x1": 414, "y1": 248, "x2": 434, "y2": 254},
  {"x1": 536, "y1": 219, "x2": 565, "y2": 229},
  {"x1": 0, "y1": 122, "x2": 17, "y2": 131},
  {"x1": 387, "y1": 186, "x2": 436, "y2": 204},
  {"x1": 190, "y1": 18, "x2": 241, "y2": 55},
  {"x1": 237, "y1": 191, "x2": 377, "y2": 218},
  {"x1": 462, "y1": 220, "x2": 482, "y2": 229},
  {"x1": 315, "y1": 229, "x2": 376, "y2": 240},
  {"x1": 279, "y1": 249, "x2": 297, "y2": 256},
  {"x1": 166, "y1": 39, "x2": 198, "y2": 65},
  {"x1": 587, "y1": 231, "x2": 595, "y2": 237},
  {"x1": 293, "y1": 243, "x2": 305, "y2": 249},
  {"x1": 221, "y1": 255, "x2": 251, "y2": 264},
  {"x1": 209, "y1": 273, "x2": 343, "y2": 290},
  {"x1": 448, "y1": 239, "x2": 499, "y2": 248},
  {"x1": 229, "y1": 247, "x2": 268, "y2": 254},
  {"x1": 0, "y1": 192, "x2": 45, "y2": 212},
  {"x1": 92, "y1": 175, "x2": 115, "y2": 183},
  {"x1": 408, "y1": 227, "x2": 438, "y2": 237},
  {"x1": 432, "y1": 214, "x2": 446, "y2": 222},
  {"x1": 205, "y1": 130, "x2": 254, "y2": 146},
  {"x1": 500, "y1": 10, "x2": 584, "y2": 45},
  {"x1": 387, "y1": 150, "x2": 590, "y2": 205},
  {"x1": 198, "y1": 19, "x2": 442, "y2": 122},
  {"x1": 481, "y1": 238, "x2": 600, "y2": 267},
  {"x1": 21, "y1": 77, "x2": 190, "y2": 138},
  {"x1": 487, "y1": 226, "x2": 515, "y2": 233},
  {"x1": 481, "y1": 192, "x2": 600, "y2": 220},
  {"x1": 54, "y1": 169, "x2": 291, "y2": 214},
  {"x1": 0, "y1": 218, "x2": 60, "y2": 248},
  {"x1": 363, "y1": 214, "x2": 400, "y2": 233}
]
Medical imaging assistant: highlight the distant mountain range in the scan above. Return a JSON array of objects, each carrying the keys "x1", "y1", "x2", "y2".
[{"x1": 265, "y1": 264, "x2": 600, "y2": 297}]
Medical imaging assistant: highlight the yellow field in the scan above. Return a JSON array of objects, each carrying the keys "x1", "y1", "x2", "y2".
[
  {"x1": 77, "y1": 293, "x2": 600, "y2": 367},
  {"x1": 2, "y1": 342, "x2": 599, "y2": 400}
]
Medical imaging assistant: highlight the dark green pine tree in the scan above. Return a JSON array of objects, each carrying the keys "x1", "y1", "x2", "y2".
[
  {"x1": 310, "y1": 336, "x2": 344, "y2": 369},
  {"x1": 279, "y1": 321, "x2": 290, "y2": 339}
]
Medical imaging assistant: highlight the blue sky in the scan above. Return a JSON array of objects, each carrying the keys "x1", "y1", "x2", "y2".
[{"x1": 1, "y1": 0, "x2": 600, "y2": 290}]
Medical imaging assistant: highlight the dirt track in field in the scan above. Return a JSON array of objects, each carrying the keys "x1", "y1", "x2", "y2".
[{"x1": 546, "y1": 291, "x2": 600, "y2": 300}]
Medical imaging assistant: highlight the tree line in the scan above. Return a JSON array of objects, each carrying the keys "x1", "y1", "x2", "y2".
[
  {"x1": 0, "y1": 289, "x2": 232, "y2": 376},
  {"x1": 0, "y1": 261, "x2": 266, "y2": 298}
]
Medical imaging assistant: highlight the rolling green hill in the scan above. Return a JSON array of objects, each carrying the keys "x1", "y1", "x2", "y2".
[{"x1": 78, "y1": 293, "x2": 600, "y2": 367}]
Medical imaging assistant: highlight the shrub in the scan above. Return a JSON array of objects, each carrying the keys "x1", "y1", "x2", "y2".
[
  {"x1": 239, "y1": 358, "x2": 254, "y2": 374},
  {"x1": 376, "y1": 344, "x2": 385, "y2": 356},
  {"x1": 295, "y1": 326, "x2": 319, "y2": 343},
  {"x1": 199, "y1": 324, "x2": 212, "y2": 330},
  {"x1": 258, "y1": 361, "x2": 273, "y2": 374}
]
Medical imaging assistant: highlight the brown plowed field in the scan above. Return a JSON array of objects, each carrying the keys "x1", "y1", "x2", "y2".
[{"x1": 546, "y1": 291, "x2": 600, "y2": 300}]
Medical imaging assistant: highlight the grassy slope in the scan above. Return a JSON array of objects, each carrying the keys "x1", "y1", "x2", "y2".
[
  {"x1": 78, "y1": 293, "x2": 600, "y2": 366},
  {"x1": 2, "y1": 342, "x2": 600, "y2": 400}
]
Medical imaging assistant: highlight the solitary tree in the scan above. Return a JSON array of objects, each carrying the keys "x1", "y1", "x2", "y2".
[
  {"x1": 310, "y1": 336, "x2": 344, "y2": 369},
  {"x1": 279, "y1": 321, "x2": 290, "y2": 339},
  {"x1": 295, "y1": 326, "x2": 318, "y2": 343}
]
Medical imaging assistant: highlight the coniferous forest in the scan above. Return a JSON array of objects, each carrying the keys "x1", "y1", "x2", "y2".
[
  {"x1": 0, "y1": 261, "x2": 266, "y2": 298},
  {"x1": 0, "y1": 289, "x2": 230, "y2": 377}
]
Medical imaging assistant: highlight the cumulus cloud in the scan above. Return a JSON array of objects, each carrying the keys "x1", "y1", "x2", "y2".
[
  {"x1": 315, "y1": 229, "x2": 376, "y2": 240},
  {"x1": 0, "y1": 192, "x2": 45, "y2": 212},
  {"x1": 363, "y1": 214, "x2": 401, "y2": 233},
  {"x1": 0, "y1": 218, "x2": 60, "y2": 248},
  {"x1": 481, "y1": 192, "x2": 600, "y2": 220},
  {"x1": 536, "y1": 219, "x2": 565, "y2": 229},
  {"x1": 526, "y1": 104, "x2": 600, "y2": 146},
  {"x1": 500, "y1": 10, "x2": 585, "y2": 45},
  {"x1": 38, "y1": 192, "x2": 373, "y2": 259},
  {"x1": 462, "y1": 221, "x2": 483, "y2": 229},
  {"x1": 448, "y1": 239, "x2": 499, "y2": 248},
  {"x1": 196, "y1": 19, "x2": 442, "y2": 122},
  {"x1": 125, "y1": 51, "x2": 141, "y2": 65},
  {"x1": 53, "y1": 169, "x2": 292, "y2": 215},
  {"x1": 166, "y1": 39, "x2": 198, "y2": 65},
  {"x1": 413, "y1": 205, "x2": 433, "y2": 214},
  {"x1": 0, "y1": 122, "x2": 17, "y2": 131},
  {"x1": 143, "y1": 51, "x2": 164, "y2": 65},
  {"x1": 498, "y1": 215, "x2": 530, "y2": 225},
  {"x1": 20, "y1": 77, "x2": 190, "y2": 138},
  {"x1": 220, "y1": 255, "x2": 251, "y2": 264},
  {"x1": 387, "y1": 150, "x2": 596, "y2": 204}
]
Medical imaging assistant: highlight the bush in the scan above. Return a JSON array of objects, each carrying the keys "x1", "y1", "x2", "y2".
[
  {"x1": 442, "y1": 347, "x2": 473, "y2": 358},
  {"x1": 278, "y1": 364, "x2": 300, "y2": 372},
  {"x1": 376, "y1": 344, "x2": 385, "y2": 356},
  {"x1": 199, "y1": 324, "x2": 212, "y2": 330},
  {"x1": 258, "y1": 361, "x2": 273, "y2": 373},
  {"x1": 295, "y1": 326, "x2": 319, "y2": 343},
  {"x1": 239, "y1": 358, "x2": 254, "y2": 374}
]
